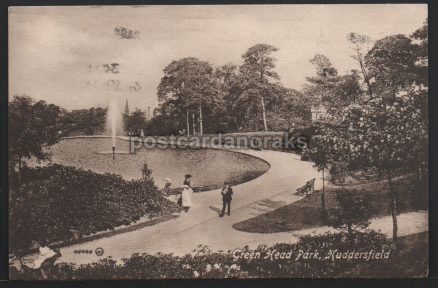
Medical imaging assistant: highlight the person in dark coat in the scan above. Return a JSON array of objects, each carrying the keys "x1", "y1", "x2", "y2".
[
  {"x1": 220, "y1": 183, "x2": 233, "y2": 217},
  {"x1": 183, "y1": 174, "x2": 192, "y2": 187}
]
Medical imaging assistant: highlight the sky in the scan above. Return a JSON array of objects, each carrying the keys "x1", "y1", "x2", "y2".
[{"x1": 9, "y1": 4, "x2": 427, "y2": 111}]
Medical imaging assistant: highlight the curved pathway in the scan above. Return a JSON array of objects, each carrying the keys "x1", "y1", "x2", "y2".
[
  {"x1": 56, "y1": 149, "x2": 321, "y2": 265},
  {"x1": 55, "y1": 148, "x2": 428, "y2": 265}
]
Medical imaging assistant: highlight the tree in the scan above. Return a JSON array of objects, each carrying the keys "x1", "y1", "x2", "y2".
[
  {"x1": 303, "y1": 54, "x2": 338, "y2": 108},
  {"x1": 343, "y1": 91, "x2": 426, "y2": 245},
  {"x1": 323, "y1": 72, "x2": 362, "y2": 112},
  {"x1": 304, "y1": 55, "x2": 362, "y2": 220},
  {"x1": 305, "y1": 122, "x2": 351, "y2": 221},
  {"x1": 265, "y1": 88, "x2": 311, "y2": 130},
  {"x1": 9, "y1": 95, "x2": 63, "y2": 186},
  {"x1": 304, "y1": 54, "x2": 362, "y2": 116},
  {"x1": 410, "y1": 20, "x2": 429, "y2": 208},
  {"x1": 60, "y1": 107, "x2": 107, "y2": 136},
  {"x1": 233, "y1": 81, "x2": 286, "y2": 131},
  {"x1": 125, "y1": 109, "x2": 147, "y2": 135},
  {"x1": 362, "y1": 31, "x2": 428, "y2": 243},
  {"x1": 347, "y1": 33, "x2": 373, "y2": 95},
  {"x1": 329, "y1": 190, "x2": 374, "y2": 235},
  {"x1": 240, "y1": 44, "x2": 280, "y2": 132},
  {"x1": 141, "y1": 163, "x2": 157, "y2": 191},
  {"x1": 145, "y1": 109, "x2": 192, "y2": 136},
  {"x1": 410, "y1": 19, "x2": 428, "y2": 87},
  {"x1": 307, "y1": 23, "x2": 428, "y2": 246},
  {"x1": 365, "y1": 34, "x2": 419, "y2": 100},
  {"x1": 309, "y1": 54, "x2": 338, "y2": 77},
  {"x1": 214, "y1": 64, "x2": 242, "y2": 132},
  {"x1": 157, "y1": 58, "x2": 221, "y2": 135},
  {"x1": 311, "y1": 89, "x2": 425, "y2": 245}
]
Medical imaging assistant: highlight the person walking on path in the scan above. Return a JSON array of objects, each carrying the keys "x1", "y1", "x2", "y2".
[
  {"x1": 179, "y1": 184, "x2": 194, "y2": 213},
  {"x1": 220, "y1": 183, "x2": 233, "y2": 217}
]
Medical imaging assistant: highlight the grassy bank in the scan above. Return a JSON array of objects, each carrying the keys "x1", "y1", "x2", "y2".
[{"x1": 233, "y1": 176, "x2": 427, "y2": 233}]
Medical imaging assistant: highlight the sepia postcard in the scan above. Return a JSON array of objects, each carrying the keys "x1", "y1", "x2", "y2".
[{"x1": 8, "y1": 4, "x2": 428, "y2": 279}]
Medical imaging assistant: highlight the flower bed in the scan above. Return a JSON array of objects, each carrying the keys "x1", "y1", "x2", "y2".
[
  {"x1": 9, "y1": 164, "x2": 180, "y2": 254},
  {"x1": 9, "y1": 231, "x2": 428, "y2": 279}
]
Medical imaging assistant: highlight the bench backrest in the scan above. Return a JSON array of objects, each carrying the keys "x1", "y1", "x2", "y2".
[
  {"x1": 20, "y1": 257, "x2": 35, "y2": 268},
  {"x1": 306, "y1": 178, "x2": 315, "y2": 185}
]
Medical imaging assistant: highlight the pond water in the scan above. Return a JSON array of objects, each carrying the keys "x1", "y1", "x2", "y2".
[{"x1": 48, "y1": 137, "x2": 270, "y2": 190}]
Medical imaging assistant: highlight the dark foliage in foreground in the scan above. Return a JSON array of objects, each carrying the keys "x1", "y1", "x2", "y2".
[
  {"x1": 9, "y1": 164, "x2": 180, "y2": 254},
  {"x1": 10, "y1": 231, "x2": 428, "y2": 279}
]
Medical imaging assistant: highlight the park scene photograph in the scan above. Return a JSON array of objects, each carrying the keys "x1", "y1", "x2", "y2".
[{"x1": 8, "y1": 4, "x2": 428, "y2": 279}]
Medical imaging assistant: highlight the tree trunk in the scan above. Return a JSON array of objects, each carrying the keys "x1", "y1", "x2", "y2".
[
  {"x1": 261, "y1": 97, "x2": 268, "y2": 132},
  {"x1": 387, "y1": 169, "x2": 398, "y2": 247},
  {"x1": 356, "y1": 48, "x2": 373, "y2": 96},
  {"x1": 199, "y1": 101, "x2": 203, "y2": 135},
  {"x1": 321, "y1": 167, "x2": 326, "y2": 221},
  {"x1": 419, "y1": 163, "x2": 425, "y2": 207},
  {"x1": 347, "y1": 224, "x2": 352, "y2": 235},
  {"x1": 413, "y1": 162, "x2": 421, "y2": 210},
  {"x1": 260, "y1": 68, "x2": 268, "y2": 132},
  {"x1": 186, "y1": 108, "x2": 190, "y2": 136},
  {"x1": 17, "y1": 157, "x2": 22, "y2": 187},
  {"x1": 192, "y1": 113, "x2": 196, "y2": 135}
]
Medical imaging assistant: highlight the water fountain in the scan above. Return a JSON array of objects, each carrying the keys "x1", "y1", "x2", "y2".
[
  {"x1": 98, "y1": 97, "x2": 129, "y2": 158},
  {"x1": 108, "y1": 98, "x2": 118, "y2": 159}
]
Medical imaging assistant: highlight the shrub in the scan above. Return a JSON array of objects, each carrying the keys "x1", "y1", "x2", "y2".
[
  {"x1": 11, "y1": 231, "x2": 428, "y2": 279},
  {"x1": 9, "y1": 164, "x2": 180, "y2": 254},
  {"x1": 328, "y1": 190, "x2": 374, "y2": 234}
]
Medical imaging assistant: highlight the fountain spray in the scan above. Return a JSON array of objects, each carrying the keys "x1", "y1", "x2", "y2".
[{"x1": 107, "y1": 97, "x2": 119, "y2": 160}]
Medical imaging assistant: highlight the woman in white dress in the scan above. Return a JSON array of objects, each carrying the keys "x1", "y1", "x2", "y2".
[{"x1": 180, "y1": 184, "x2": 194, "y2": 212}]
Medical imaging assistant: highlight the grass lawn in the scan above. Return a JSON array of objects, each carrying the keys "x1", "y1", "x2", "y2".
[{"x1": 233, "y1": 175, "x2": 427, "y2": 233}]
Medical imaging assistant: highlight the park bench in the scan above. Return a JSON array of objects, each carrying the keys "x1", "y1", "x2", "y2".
[
  {"x1": 19, "y1": 257, "x2": 35, "y2": 268},
  {"x1": 294, "y1": 178, "x2": 315, "y2": 197}
]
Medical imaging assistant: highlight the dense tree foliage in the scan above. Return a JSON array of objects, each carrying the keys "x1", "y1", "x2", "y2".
[
  {"x1": 60, "y1": 107, "x2": 107, "y2": 136},
  {"x1": 306, "y1": 21, "x2": 428, "y2": 245},
  {"x1": 156, "y1": 57, "x2": 222, "y2": 135},
  {"x1": 9, "y1": 95, "x2": 64, "y2": 184},
  {"x1": 239, "y1": 44, "x2": 282, "y2": 132},
  {"x1": 8, "y1": 95, "x2": 112, "y2": 184},
  {"x1": 124, "y1": 109, "x2": 147, "y2": 135},
  {"x1": 304, "y1": 54, "x2": 362, "y2": 115},
  {"x1": 153, "y1": 44, "x2": 311, "y2": 135}
]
